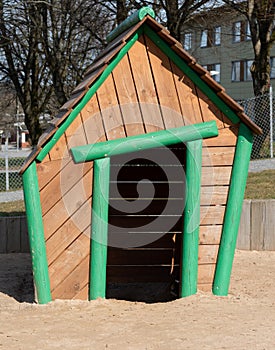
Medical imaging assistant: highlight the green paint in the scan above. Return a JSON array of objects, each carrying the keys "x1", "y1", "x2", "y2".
[
  {"x1": 36, "y1": 29, "x2": 142, "y2": 163},
  {"x1": 106, "y1": 7, "x2": 155, "y2": 43},
  {"x1": 213, "y1": 123, "x2": 253, "y2": 296},
  {"x1": 180, "y1": 139, "x2": 202, "y2": 297},
  {"x1": 71, "y1": 121, "x2": 218, "y2": 163},
  {"x1": 22, "y1": 162, "x2": 52, "y2": 304},
  {"x1": 89, "y1": 157, "x2": 110, "y2": 300},
  {"x1": 143, "y1": 25, "x2": 240, "y2": 125}
]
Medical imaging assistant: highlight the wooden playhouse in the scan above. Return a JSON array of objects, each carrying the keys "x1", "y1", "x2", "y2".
[{"x1": 21, "y1": 8, "x2": 261, "y2": 304}]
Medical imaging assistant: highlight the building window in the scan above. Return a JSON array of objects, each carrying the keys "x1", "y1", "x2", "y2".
[
  {"x1": 245, "y1": 21, "x2": 251, "y2": 41},
  {"x1": 245, "y1": 60, "x2": 253, "y2": 81},
  {"x1": 201, "y1": 29, "x2": 208, "y2": 47},
  {"x1": 200, "y1": 27, "x2": 221, "y2": 48},
  {"x1": 233, "y1": 21, "x2": 242, "y2": 42},
  {"x1": 203, "y1": 63, "x2": 221, "y2": 82},
  {"x1": 184, "y1": 32, "x2": 192, "y2": 50},
  {"x1": 233, "y1": 21, "x2": 250, "y2": 42},
  {"x1": 232, "y1": 60, "x2": 253, "y2": 81},
  {"x1": 214, "y1": 26, "x2": 221, "y2": 45},
  {"x1": 271, "y1": 57, "x2": 275, "y2": 78}
]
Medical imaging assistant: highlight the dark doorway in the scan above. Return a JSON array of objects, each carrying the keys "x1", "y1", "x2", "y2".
[{"x1": 107, "y1": 144, "x2": 186, "y2": 302}]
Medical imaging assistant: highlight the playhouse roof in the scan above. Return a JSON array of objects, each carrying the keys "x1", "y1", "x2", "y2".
[{"x1": 21, "y1": 8, "x2": 261, "y2": 173}]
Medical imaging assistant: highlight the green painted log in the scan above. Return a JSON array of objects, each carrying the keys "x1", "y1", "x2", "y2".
[
  {"x1": 106, "y1": 7, "x2": 155, "y2": 43},
  {"x1": 71, "y1": 121, "x2": 218, "y2": 163},
  {"x1": 36, "y1": 29, "x2": 142, "y2": 163},
  {"x1": 212, "y1": 123, "x2": 253, "y2": 296},
  {"x1": 143, "y1": 25, "x2": 240, "y2": 125},
  {"x1": 180, "y1": 139, "x2": 202, "y2": 297},
  {"x1": 89, "y1": 157, "x2": 110, "y2": 300},
  {"x1": 22, "y1": 162, "x2": 51, "y2": 304}
]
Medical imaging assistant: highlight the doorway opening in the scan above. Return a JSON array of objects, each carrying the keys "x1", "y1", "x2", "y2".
[{"x1": 106, "y1": 144, "x2": 186, "y2": 302}]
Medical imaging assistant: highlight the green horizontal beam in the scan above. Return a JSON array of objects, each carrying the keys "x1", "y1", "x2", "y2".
[
  {"x1": 71, "y1": 120, "x2": 218, "y2": 163},
  {"x1": 143, "y1": 25, "x2": 240, "y2": 125},
  {"x1": 36, "y1": 28, "x2": 142, "y2": 162},
  {"x1": 106, "y1": 7, "x2": 155, "y2": 43},
  {"x1": 213, "y1": 123, "x2": 253, "y2": 296},
  {"x1": 22, "y1": 162, "x2": 52, "y2": 304}
]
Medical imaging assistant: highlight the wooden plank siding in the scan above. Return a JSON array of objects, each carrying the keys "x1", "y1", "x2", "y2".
[{"x1": 36, "y1": 33, "x2": 239, "y2": 300}]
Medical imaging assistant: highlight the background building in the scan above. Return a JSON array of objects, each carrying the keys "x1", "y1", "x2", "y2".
[{"x1": 182, "y1": 5, "x2": 275, "y2": 101}]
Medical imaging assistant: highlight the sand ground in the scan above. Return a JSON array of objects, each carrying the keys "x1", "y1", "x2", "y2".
[{"x1": 0, "y1": 250, "x2": 275, "y2": 350}]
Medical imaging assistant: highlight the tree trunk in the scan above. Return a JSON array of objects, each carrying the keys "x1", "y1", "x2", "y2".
[
  {"x1": 116, "y1": 0, "x2": 128, "y2": 24},
  {"x1": 249, "y1": 14, "x2": 272, "y2": 158},
  {"x1": 24, "y1": 112, "x2": 42, "y2": 147}
]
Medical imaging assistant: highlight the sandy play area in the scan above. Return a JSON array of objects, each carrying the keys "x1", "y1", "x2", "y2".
[{"x1": 0, "y1": 250, "x2": 275, "y2": 349}]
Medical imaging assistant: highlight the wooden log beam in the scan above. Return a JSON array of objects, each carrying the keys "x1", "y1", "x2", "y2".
[
  {"x1": 89, "y1": 157, "x2": 110, "y2": 300},
  {"x1": 71, "y1": 121, "x2": 218, "y2": 163},
  {"x1": 22, "y1": 162, "x2": 52, "y2": 304},
  {"x1": 180, "y1": 139, "x2": 202, "y2": 297},
  {"x1": 213, "y1": 123, "x2": 253, "y2": 296}
]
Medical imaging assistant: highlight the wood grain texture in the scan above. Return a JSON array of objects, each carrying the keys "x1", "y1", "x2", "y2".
[
  {"x1": 127, "y1": 35, "x2": 164, "y2": 132},
  {"x1": 111, "y1": 53, "x2": 145, "y2": 136},
  {"x1": 49, "y1": 234, "x2": 90, "y2": 291},
  {"x1": 51, "y1": 254, "x2": 89, "y2": 300},
  {"x1": 170, "y1": 61, "x2": 203, "y2": 124},
  {"x1": 144, "y1": 35, "x2": 184, "y2": 128}
]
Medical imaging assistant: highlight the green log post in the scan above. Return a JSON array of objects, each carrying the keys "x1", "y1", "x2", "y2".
[
  {"x1": 213, "y1": 123, "x2": 253, "y2": 296},
  {"x1": 89, "y1": 157, "x2": 110, "y2": 300},
  {"x1": 71, "y1": 121, "x2": 218, "y2": 163},
  {"x1": 22, "y1": 162, "x2": 52, "y2": 304},
  {"x1": 180, "y1": 139, "x2": 203, "y2": 297}
]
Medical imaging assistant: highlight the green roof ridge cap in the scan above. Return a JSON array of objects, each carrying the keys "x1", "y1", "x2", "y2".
[{"x1": 106, "y1": 6, "x2": 155, "y2": 43}]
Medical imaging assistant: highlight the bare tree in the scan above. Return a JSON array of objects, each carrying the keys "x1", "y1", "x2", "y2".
[
  {"x1": 222, "y1": 1, "x2": 275, "y2": 158},
  {"x1": 0, "y1": 0, "x2": 52, "y2": 145},
  {"x1": 40, "y1": 0, "x2": 111, "y2": 107},
  {"x1": 0, "y1": 0, "x2": 112, "y2": 145}
]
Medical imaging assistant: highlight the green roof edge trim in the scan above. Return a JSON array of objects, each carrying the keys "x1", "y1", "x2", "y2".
[
  {"x1": 106, "y1": 7, "x2": 155, "y2": 43},
  {"x1": 143, "y1": 24, "x2": 240, "y2": 125},
  {"x1": 36, "y1": 28, "x2": 142, "y2": 162}
]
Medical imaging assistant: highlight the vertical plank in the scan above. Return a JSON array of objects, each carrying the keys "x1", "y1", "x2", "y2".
[
  {"x1": 112, "y1": 53, "x2": 145, "y2": 136},
  {"x1": 90, "y1": 157, "x2": 110, "y2": 300},
  {"x1": 96, "y1": 74, "x2": 126, "y2": 141},
  {"x1": 170, "y1": 61, "x2": 203, "y2": 124},
  {"x1": 144, "y1": 35, "x2": 184, "y2": 128},
  {"x1": 195, "y1": 87, "x2": 224, "y2": 129},
  {"x1": 0, "y1": 217, "x2": 7, "y2": 253},
  {"x1": 127, "y1": 36, "x2": 164, "y2": 132},
  {"x1": 251, "y1": 200, "x2": 265, "y2": 251},
  {"x1": 181, "y1": 139, "x2": 202, "y2": 297},
  {"x1": 80, "y1": 94, "x2": 106, "y2": 144},
  {"x1": 264, "y1": 200, "x2": 275, "y2": 250},
  {"x1": 237, "y1": 200, "x2": 251, "y2": 250}
]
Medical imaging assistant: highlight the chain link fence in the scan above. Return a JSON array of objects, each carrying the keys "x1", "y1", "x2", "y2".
[
  {"x1": 239, "y1": 88, "x2": 274, "y2": 159},
  {"x1": 0, "y1": 146, "x2": 29, "y2": 192}
]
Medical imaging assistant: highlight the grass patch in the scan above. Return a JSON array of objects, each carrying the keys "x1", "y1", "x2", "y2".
[
  {"x1": 245, "y1": 170, "x2": 275, "y2": 199},
  {"x1": 0, "y1": 200, "x2": 25, "y2": 216}
]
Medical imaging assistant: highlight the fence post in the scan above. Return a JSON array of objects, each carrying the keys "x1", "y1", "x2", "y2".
[
  {"x1": 5, "y1": 145, "x2": 9, "y2": 191},
  {"x1": 270, "y1": 85, "x2": 273, "y2": 158}
]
